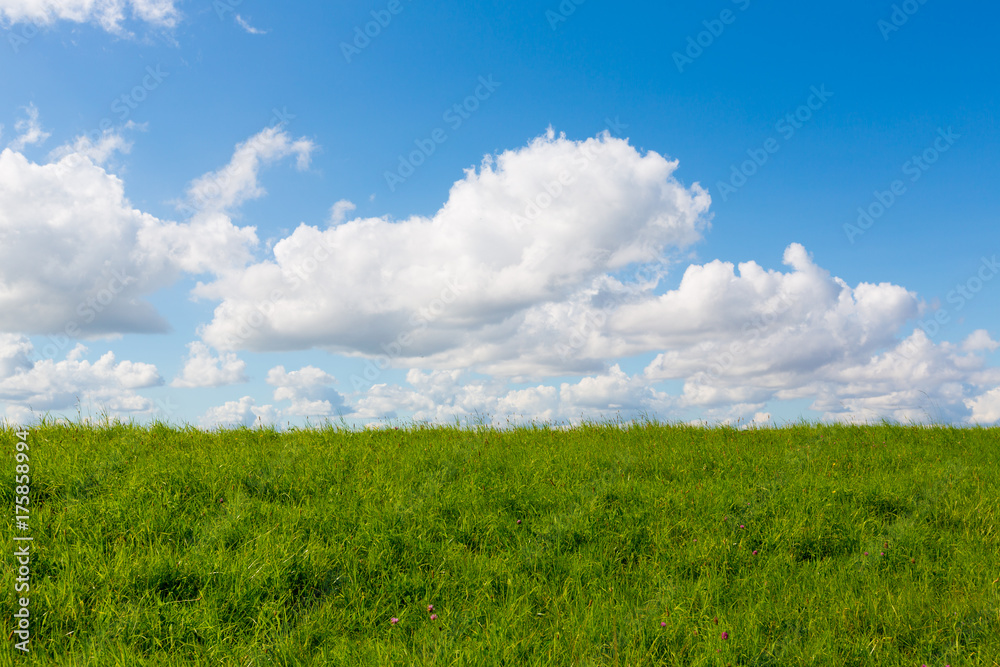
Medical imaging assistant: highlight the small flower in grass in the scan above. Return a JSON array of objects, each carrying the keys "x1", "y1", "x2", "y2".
[
  {"x1": 721, "y1": 631, "x2": 729, "y2": 640},
  {"x1": 390, "y1": 617, "x2": 399, "y2": 625},
  {"x1": 427, "y1": 605, "x2": 434, "y2": 612},
  {"x1": 864, "y1": 552, "x2": 869, "y2": 556},
  {"x1": 740, "y1": 525, "x2": 744, "y2": 529},
  {"x1": 660, "y1": 621, "x2": 667, "y2": 627},
  {"x1": 430, "y1": 614, "x2": 438, "y2": 621},
  {"x1": 752, "y1": 550, "x2": 758, "y2": 555}
]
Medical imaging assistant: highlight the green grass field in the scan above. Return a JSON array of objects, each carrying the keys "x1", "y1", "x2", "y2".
[{"x1": 2, "y1": 420, "x2": 999, "y2": 665}]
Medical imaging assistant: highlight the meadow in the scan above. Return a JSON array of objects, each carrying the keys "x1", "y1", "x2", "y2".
[{"x1": 2, "y1": 419, "x2": 998, "y2": 665}]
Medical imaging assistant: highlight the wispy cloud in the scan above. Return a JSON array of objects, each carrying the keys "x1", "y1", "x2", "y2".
[
  {"x1": 235, "y1": 14, "x2": 267, "y2": 35},
  {"x1": 8, "y1": 103, "x2": 50, "y2": 151}
]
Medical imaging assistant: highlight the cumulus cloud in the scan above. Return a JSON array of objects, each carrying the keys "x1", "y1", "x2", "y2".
[
  {"x1": 0, "y1": 0, "x2": 179, "y2": 32},
  {"x1": 0, "y1": 146, "x2": 172, "y2": 335},
  {"x1": 8, "y1": 104, "x2": 50, "y2": 152},
  {"x1": 635, "y1": 243, "x2": 921, "y2": 391},
  {"x1": 195, "y1": 129, "x2": 711, "y2": 354},
  {"x1": 342, "y1": 240, "x2": 1000, "y2": 426},
  {"x1": 199, "y1": 396, "x2": 277, "y2": 429},
  {"x1": 0, "y1": 123, "x2": 314, "y2": 336},
  {"x1": 266, "y1": 365, "x2": 348, "y2": 418},
  {"x1": 170, "y1": 342, "x2": 247, "y2": 388},
  {"x1": 0, "y1": 335, "x2": 161, "y2": 415},
  {"x1": 177, "y1": 127, "x2": 1000, "y2": 426},
  {"x1": 965, "y1": 387, "x2": 1000, "y2": 424},
  {"x1": 351, "y1": 367, "x2": 670, "y2": 426},
  {"x1": 0, "y1": 334, "x2": 33, "y2": 378},
  {"x1": 2, "y1": 116, "x2": 997, "y2": 427},
  {"x1": 962, "y1": 329, "x2": 1000, "y2": 354}
]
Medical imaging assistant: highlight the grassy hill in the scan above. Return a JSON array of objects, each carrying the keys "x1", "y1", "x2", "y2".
[{"x1": 2, "y1": 420, "x2": 998, "y2": 665}]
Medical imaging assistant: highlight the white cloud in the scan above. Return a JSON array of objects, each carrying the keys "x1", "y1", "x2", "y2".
[
  {"x1": 962, "y1": 329, "x2": 1000, "y2": 353},
  {"x1": 3, "y1": 403, "x2": 35, "y2": 426},
  {"x1": 0, "y1": 146, "x2": 173, "y2": 335},
  {"x1": 0, "y1": 334, "x2": 33, "y2": 378},
  {"x1": 48, "y1": 130, "x2": 132, "y2": 166},
  {"x1": 196, "y1": 130, "x2": 711, "y2": 355},
  {"x1": 497, "y1": 385, "x2": 559, "y2": 423},
  {"x1": 8, "y1": 104, "x2": 50, "y2": 152},
  {"x1": 0, "y1": 123, "x2": 314, "y2": 336},
  {"x1": 0, "y1": 0, "x2": 179, "y2": 32},
  {"x1": 0, "y1": 334, "x2": 161, "y2": 414},
  {"x1": 336, "y1": 236, "x2": 1000, "y2": 426},
  {"x1": 179, "y1": 128, "x2": 1000, "y2": 426},
  {"x1": 558, "y1": 364, "x2": 668, "y2": 415},
  {"x1": 170, "y1": 342, "x2": 247, "y2": 388},
  {"x1": 2, "y1": 116, "x2": 997, "y2": 427},
  {"x1": 183, "y1": 125, "x2": 314, "y2": 216},
  {"x1": 266, "y1": 365, "x2": 348, "y2": 417},
  {"x1": 965, "y1": 387, "x2": 1000, "y2": 424},
  {"x1": 352, "y1": 367, "x2": 670, "y2": 426},
  {"x1": 235, "y1": 14, "x2": 266, "y2": 35},
  {"x1": 199, "y1": 396, "x2": 277, "y2": 429}
]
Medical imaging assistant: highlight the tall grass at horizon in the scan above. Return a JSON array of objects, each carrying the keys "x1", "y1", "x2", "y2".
[{"x1": 2, "y1": 419, "x2": 998, "y2": 665}]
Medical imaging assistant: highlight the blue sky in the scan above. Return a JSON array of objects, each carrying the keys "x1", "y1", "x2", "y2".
[{"x1": 1, "y1": 0, "x2": 998, "y2": 428}]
